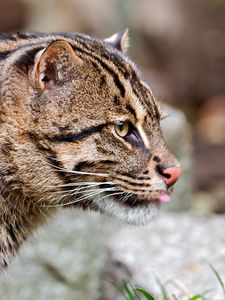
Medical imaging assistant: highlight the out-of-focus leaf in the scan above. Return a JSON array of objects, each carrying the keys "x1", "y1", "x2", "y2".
[
  {"x1": 156, "y1": 278, "x2": 169, "y2": 300},
  {"x1": 135, "y1": 287, "x2": 155, "y2": 300},
  {"x1": 189, "y1": 294, "x2": 204, "y2": 300},
  {"x1": 208, "y1": 262, "x2": 225, "y2": 298},
  {"x1": 123, "y1": 281, "x2": 135, "y2": 300}
]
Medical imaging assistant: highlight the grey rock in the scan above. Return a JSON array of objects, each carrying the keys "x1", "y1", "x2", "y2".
[
  {"x1": 0, "y1": 210, "x2": 122, "y2": 300},
  {"x1": 102, "y1": 213, "x2": 225, "y2": 300}
]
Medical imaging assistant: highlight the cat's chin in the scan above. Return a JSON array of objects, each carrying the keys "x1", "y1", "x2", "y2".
[{"x1": 92, "y1": 193, "x2": 160, "y2": 225}]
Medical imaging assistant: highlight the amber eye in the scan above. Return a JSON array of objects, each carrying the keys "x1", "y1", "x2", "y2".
[{"x1": 114, "y1": 121, "x2": 130, "y2": 137}]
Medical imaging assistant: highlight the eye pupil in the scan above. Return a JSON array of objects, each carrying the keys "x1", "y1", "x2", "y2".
[
  {"x1": 115, "y1": 120, "x2": 130, "y2": 137},
  {"x1": 118, "y1": 122, "x2": 124, "y2": 130}
]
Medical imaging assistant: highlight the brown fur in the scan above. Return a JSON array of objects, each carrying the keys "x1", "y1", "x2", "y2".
[{"x1": 0, "y1": 31, "x2": 179, "y2": 270}]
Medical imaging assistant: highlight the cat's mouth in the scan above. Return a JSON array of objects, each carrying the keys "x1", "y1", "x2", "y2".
[
  {"x1": 107, "y1": 191, "x2": 170, "y2": 207},
  {"x1": 89, "y1": 187, "x2": 169, "y2": 225},
  {"x1": 66, "y1": 179, "x2": 172, "y2": 225}
]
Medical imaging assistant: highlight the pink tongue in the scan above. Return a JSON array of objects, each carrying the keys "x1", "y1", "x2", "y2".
[{"x1": 158, "y1": 193, "x2": 171, "y2": 202}]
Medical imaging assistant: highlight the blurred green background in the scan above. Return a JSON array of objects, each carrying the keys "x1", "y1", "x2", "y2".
[{"x1": 0, "y1": 0, "x2": 225, "y2": 299}]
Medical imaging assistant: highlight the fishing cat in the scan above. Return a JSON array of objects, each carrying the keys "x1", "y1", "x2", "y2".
[{"x1": 0, "y1": 30, "x2": 181, "y2": 270}]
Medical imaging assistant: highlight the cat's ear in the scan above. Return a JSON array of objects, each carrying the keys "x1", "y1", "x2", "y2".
[
  {"x1": 32, "y1": 40, "x2": 81, "y2": 91},
  {"x1": 105, "y1": 29, "x2": 129, "y2": 53}
]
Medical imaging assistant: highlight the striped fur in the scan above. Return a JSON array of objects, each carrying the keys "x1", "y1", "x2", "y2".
[{"x1": 0, "y1": 31, "x2": 179, "y2": 271}]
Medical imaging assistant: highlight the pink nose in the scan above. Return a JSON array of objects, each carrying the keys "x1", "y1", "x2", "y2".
[{"x1": 162, "y1": 166, "x2": 182, "y2": 187}]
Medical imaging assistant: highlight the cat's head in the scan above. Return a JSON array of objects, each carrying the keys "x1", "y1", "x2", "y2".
[{"x1": 4, "y1": 30, "x2": 181, "y2": 225}]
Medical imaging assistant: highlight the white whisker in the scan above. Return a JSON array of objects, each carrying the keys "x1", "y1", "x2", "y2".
[
  {"x1": 93, "y1": 191, "x2": 126, "y2": 203},
  {"x1": 47, "y1": 181, "x2": 115, "y2": 189},
  {"x1": 68, "y1": 186, "x2": 117, "y2": 199},
  {"x1": 41, "y1": 186, "x2": 118, "y2": 208},
  {"x1": 46, "y1": 162, "x2": 110, "y2": 178}
]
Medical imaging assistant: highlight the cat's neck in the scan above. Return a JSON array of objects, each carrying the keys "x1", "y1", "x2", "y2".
[{"x1": 0, "y1": 189, "x2": 50, "y2": 270}]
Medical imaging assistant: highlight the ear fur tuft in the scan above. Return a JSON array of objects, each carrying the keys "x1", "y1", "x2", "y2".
[{"x1": 105, "y1": 29, "x2": 129, "y2": 53}]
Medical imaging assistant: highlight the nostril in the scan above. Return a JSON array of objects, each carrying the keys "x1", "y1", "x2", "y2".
[
  {"x1": 157, "y1": 165, "x2": 182, "y2": 187},
  {"x1": 156, "y1": 165, "x2": 170, "y2": 179}
]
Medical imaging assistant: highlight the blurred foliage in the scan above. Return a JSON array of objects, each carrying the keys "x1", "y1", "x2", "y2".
[{"x1": 115, "y1": 263, "x2": 225, "y2": 300}]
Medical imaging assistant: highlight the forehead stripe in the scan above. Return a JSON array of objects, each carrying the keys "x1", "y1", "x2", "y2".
[
  {"x1": 126, "y1": 104, "x2": 137, "y2": 118},
  {"x1": 73, "y1": 45, "x2": 126, "y2": 97},
  {"x1": 131, "y1": 72, "x2": 160, "y2": 119}
]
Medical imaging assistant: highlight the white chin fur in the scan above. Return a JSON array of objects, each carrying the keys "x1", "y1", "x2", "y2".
[{"x1": 93, "y1": 194, "x2": 160, "y2": 225}]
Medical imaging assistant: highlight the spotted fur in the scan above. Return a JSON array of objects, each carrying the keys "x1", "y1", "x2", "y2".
[{"x1": 0, "y1": 31, "x2": 179, "y2": 270}]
